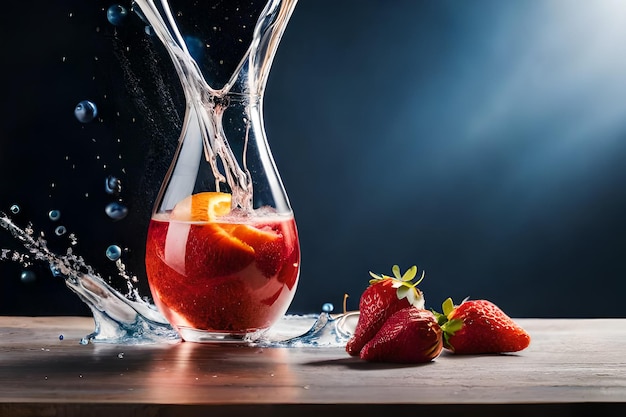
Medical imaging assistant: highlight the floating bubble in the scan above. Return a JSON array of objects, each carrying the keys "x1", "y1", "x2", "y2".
[
  {"x1": 48, "y1": 210, "x2": 61, "y2": 221},
  {"x1": 106, "y1": 4, "x2": 128, "y2": 26},
  {"x1": 105, "y1": 175, "x2": 121, "y2": 194},
  {"x1": 55, "y1": 226, "x2": 67, "y2": 236},
  {"x1": 20, "y1": 270, "x2": 36, "y2": 284},
  {"x1": 10, "y1": 205, "x2": 20, "y2": 214},
  {"x1": 106, "y1": 245, "x2": 122, "y2": 261},
  {"x1": 74, "y1": 100, "x2": 98, "y2": 123},
  {"x1": 105, "y1": 202, "x2": 128, "y2": 221},
  {"x1": 322, "y1": 302, "x2": 334, "y2": 313}
]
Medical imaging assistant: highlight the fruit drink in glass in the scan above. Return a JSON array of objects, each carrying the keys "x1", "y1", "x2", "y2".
[{"x1": 145, "y1": 192, "x2": 300, "y2": 342}]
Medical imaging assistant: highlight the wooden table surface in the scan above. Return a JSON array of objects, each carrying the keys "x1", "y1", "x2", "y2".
[{"x1": 0, "y1": 316, "x2": 625, "y2": 417}]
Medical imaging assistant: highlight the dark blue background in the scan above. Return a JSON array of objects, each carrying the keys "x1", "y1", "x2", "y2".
[{"x1": 1, "y1": 0, "x2": 625, "y2": 318}]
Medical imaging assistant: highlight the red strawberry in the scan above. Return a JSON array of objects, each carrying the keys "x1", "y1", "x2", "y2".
[
  {"x1": 345, "y1": 265, "x2": 425, "y2": 356},
  {"x1": 434, "y1": 298, "x2": 531, "y2": 354},
  {"x1": 360, "y1": 307, "x2": 443, "y2": 363}
]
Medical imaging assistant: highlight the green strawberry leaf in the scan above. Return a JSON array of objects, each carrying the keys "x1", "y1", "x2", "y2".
[
  {"x1": 391, "y1": 264, "x2": 402, "y2": 279},
  {"x1": 432, "y1": 298, "x2": 459, "y2": 326},
  {"x1": 442, "y1": 297, "x2": 455, "y2": 317},
  {"x1": 431, "y1": 309, "x2": 447, "y2": 325},
  {"x1": 433, "y1": 297, "x2": 464, "y2": 349},
  {"x1": 396, "y1": 264, "x2": 417, "y2": 282},
  {"x1": 441, "y1": 318, "x2": 463, "y2": 335},
  {"x1": 368, "y1": 270, "x2": 388, "y2": 284}
]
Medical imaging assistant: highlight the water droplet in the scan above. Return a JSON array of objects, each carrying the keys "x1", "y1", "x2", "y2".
[
  {"x1": 10, "y1": 204, "x2": 20, "y2": 214},
  {"x1": 49, "y1": 264, "x2": 62, "y2": 277},
  {"x1": 74, "y1": 100, "x2": 98, "y2": 123},
  {"x1": 20, "y1": 270, "x2": 36, "y2": 284},
  {"x1": 48, "y1": 210, "x2": 61, "y2": 221},
  {"x1": 55, "y1": 226, "x2": 67, "y2": 236},
  {"x1": 105, "y1": 202, "x2": 128, "y2": 221},
  {"x1": 106, "y1": 245, "x2": 122, "y2": 261},
  {"x1": 105, "y1": 176, "x2": 121, "y2": 194},
  {"x1": 322, "y1": 302, "x2": 334, "y2": 313},
  {"x1": 106, "y1": 4, "x2": 128, "y2": 26}
]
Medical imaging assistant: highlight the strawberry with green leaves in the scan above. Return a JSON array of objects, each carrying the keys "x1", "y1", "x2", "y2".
[
  {"x1": 346, "y1": 265, "x2": 425, "y2": 356},
  {"x1": 360, "y1": 307, "x2": 443, "y2": 363},
  {"x1": 434, "y1": 298, "x2": 531, "y2": 354}
]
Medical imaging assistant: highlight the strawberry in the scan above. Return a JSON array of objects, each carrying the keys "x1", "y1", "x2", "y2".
[
  {"x1": 360, "y1": 307, "x2": 443, "y2": 363},
  {"x1": 345, "y1": 265, "x2": 425, "y2": 356},
  {"x1": 434, "y1": 298, "x2": 531, "y2": 354}
]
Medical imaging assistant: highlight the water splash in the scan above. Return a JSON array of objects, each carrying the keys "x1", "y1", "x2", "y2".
[
  {"x1": 260, "y1": 310, "x2": 359, "y2": 348},
  {"x1": 0, "y1": 211, "x2": 179, "y2": 345}
]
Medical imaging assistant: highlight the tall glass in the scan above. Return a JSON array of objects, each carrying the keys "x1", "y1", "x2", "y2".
[{"x1": 136, "y1": 0, "x2": 300, "y2": 343}]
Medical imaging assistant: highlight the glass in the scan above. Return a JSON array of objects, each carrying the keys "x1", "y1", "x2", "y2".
[{"x1": 136, "y1": 0, "x2": 301, "y2": 343}]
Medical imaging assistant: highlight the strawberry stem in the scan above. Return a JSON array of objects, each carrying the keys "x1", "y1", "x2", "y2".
[{"x1": 432, "y1": 298, "x2": 463, "y2": 348}]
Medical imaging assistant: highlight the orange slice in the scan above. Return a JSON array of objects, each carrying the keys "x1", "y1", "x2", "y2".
[
  {"x1": 170, "y1": 192, "x2": 231, "y2": 222},
  {"x1": 225, "y1": 224, "x2": 281, "y2": 250},
  {"x1": 225, "y1": 223, "x2": 285, "y2": 277}
]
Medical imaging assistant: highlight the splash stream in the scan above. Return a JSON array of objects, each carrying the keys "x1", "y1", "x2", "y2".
[{"x1": 0, "y1": 211, "x2": 179, "y2": 345}]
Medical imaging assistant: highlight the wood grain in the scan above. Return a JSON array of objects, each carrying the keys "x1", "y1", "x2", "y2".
[{"x1": 0, "y1": 316, "x2": 625, "y2": 416}]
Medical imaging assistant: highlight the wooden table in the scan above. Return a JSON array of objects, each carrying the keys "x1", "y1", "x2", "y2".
[{"x1": 0, "y1": 316, "x2": 624, "y2": 416}]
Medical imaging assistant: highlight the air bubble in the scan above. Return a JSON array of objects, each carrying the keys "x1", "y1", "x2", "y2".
[
  {"x1": 106, "y1": 4, "x2": 128, "y2": 26},
  {"x1": 106, "y1": 245, "x2": 122, "y2": 261},
  {"x1": 105, "y1": 176, "x2": 121, "y2": 194},
  {"x1": 105, "y1": 202, "x2": 128, "y2": 221},
  {"x1": 20, "y1": 270, "x2": 36, "y2": 284},
  {"x1": 48, "y1": 210, "x2": 61, "y2": 221},
  {"x1": 10, "y1": 205, "x2": 20, "y2": 214},
  {"x1": 322, "y1": 302, "x2": 334, "y2": 313},
  {"x1": 74, "y1": 100, "x2": 98, "y2": 123},
  {"x1": 55, "y1": 226, "x2": 67, "y2": 236}
]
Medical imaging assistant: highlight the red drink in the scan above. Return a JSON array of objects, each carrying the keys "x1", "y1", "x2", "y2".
[{"x1": 145, "y1": 211, "x2": 300, "y2": 341}]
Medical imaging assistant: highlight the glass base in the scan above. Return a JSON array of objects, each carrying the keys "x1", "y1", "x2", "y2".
[{"x1": 177, "y1": 326, "x2": 267, "y2": 343}]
